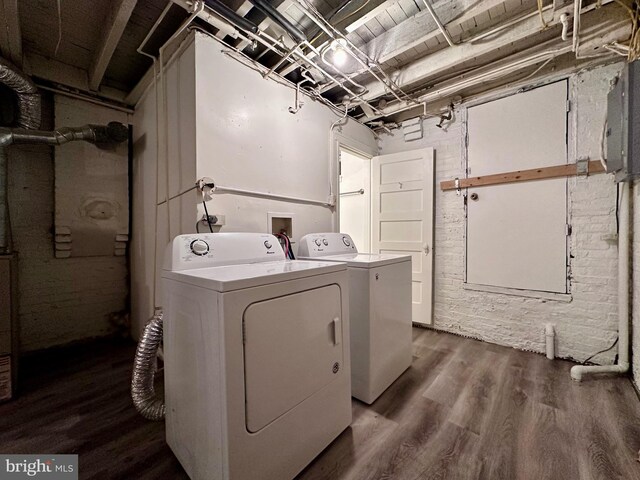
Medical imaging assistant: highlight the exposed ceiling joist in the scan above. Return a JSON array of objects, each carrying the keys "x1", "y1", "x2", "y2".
[
  {"x1": 26, "y1": 51, "x2": 128, "y2": 104},
  {"x1": 235, "y1": 0, "x2": 295, "y2": 50},
  {"x1": 89, "y1": 0, "x2": 138, "y2": 91},
  {"x1": 360, "y1": 1, "x2": 629, "y2": 102},
  {"x1": 366, "y1": 5, "x2": 631, "y2": 121},
  {"x1": 0, "y1": 0, "x2": 23, "y2": 66},
  {"x1": 363, "y1": 0, "x2": 507, "y2": 65},
  {"x1": 345, "y1": 0, "x2": 399, "y2": 33},
  {"x1": 215, "y1": 0, "x2": 253, "y2": 39},
  {"x1": 278, "y1": 0, "x2": 505, "y2": 79}
]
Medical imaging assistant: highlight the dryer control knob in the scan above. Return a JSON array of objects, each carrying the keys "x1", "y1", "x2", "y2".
[
  {"x1": 342, "y1": 236, "x2": 351, "y2": 247},
  {"x1": 264, "y1": 240, "x2": 272, "y2": 249},
  {"x1": 322, "y1": 239, "x2": 329, "y2": 246},
  {"x1": 190, "y1": 239, "x2": 209, "y2": 256},
  {"x1": 314, "y1": 239, "x2": 322, "y2": 246}
]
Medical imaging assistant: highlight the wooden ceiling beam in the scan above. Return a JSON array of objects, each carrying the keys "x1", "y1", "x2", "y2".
[
  {"x1": 279, "y1": 0, "x2": 506, "y2": 79},
  {"x1": 0, "y1": 0, "x2": 23, "y2": 66},
  {"x1": 358, "y1": 0, "x2": 626, "y2": 102},
  {"x1": 344, "y1": 0, "x2": 399, "y2": 33},
  {"x1": 89, "y1": 0, "x2": 138, "y2": 91},
  {"x1": 361, "y1": 0, "x2": 507, "y2": 65},
  {"x1": 363, "y1": 5, "x2": 631, "y2": 121}
]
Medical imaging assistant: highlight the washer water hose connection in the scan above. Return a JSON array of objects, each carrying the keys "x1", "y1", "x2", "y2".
[{"x1": 131, "y1": 310, "x2": 165, "y2": 421}]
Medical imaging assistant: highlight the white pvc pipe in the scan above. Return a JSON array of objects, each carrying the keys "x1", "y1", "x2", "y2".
[
  {"x1": 213, "y1": 185, "x2": 334, "y2": 207},
  {"x1": 545, "y1": 323, "x2": 555, "y2": 360},
  {"x1": 422, "y1": 0, "x2": 456, "y2": 47},
  {"x1": 572, "y1": 0, "x2": 581, "y2": 52},
  {"x1": 571, "y1": 181, "x2": 630, "y2": 381},
  {"x1": 560, "y1": 13, "x2": 570, "y2": 41}
]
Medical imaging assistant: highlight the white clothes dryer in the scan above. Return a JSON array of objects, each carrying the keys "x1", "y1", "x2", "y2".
[{"x1": 162, "y1": 233, "x2": 351, "y2": 480}]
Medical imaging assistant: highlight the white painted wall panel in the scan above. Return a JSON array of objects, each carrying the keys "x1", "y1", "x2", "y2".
[
  {"x1": 379, "y1": 63, "x2": 624, "y2": 362},
  {"x1": 466, "y1": 81, "x2": 568, "y2": 293},
  {"x1": 131, "y1": 32, "x2": 376, "y2": 336}
]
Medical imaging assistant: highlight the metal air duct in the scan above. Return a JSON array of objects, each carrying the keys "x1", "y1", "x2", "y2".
[{"x1": 0, "y1": 57, "x2": 41, "y2": 130}]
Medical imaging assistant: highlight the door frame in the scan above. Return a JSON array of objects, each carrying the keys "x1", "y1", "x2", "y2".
[
  {"x1": 332, "y1": 132, "x2": 376, "y2": 234},
  {"x1": 461, "y1": 79, "x2": 571, "y2": 297}
]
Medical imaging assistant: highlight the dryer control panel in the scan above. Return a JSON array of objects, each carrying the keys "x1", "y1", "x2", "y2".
[
  {"x1": 298, "y1": 233, "x2": 358, "y2": 257},
  {"x1": 164, "y1": 233, "x2": 285, "y2": 271}
]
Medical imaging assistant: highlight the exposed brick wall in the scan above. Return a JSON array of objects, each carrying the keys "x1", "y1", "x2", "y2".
[
  {"x1": 380, "y1": 63, "x2": 624, "y2": 363},
  {"x1": 6, "y1": 94, "x2": 128, "y2": 352}
]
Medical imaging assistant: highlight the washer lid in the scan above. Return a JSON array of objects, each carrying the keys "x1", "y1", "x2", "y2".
[
  {"x1": 300, "y1": 253, "x2": 411, "y2": 268},
  {"x1": 162, "y1": 260, "x2": 346, "y2": 292}
]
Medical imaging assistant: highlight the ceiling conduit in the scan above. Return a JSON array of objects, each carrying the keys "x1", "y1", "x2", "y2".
[{"x1": 247, "y1": 0, "x2": 307, "y2": 44}]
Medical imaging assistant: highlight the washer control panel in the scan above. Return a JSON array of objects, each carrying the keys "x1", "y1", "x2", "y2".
[
  {"x1": 298, "y1": 233, "x2": 358, "y2": 257},
  {"x1": 165, "y1": 233, "x2": 285, "y2": 271}
]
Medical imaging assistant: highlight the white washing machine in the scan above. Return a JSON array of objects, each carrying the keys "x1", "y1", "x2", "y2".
[
  {"x1": 162, "y1": 233, "x2": 352, "y2": 480},
  {"x1": 298, "y1": 232, "x2": 412, "y2": 404}
]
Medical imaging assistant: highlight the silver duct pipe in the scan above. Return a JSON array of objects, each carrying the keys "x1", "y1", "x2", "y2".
[
  {"x1": 0, "y1": 57, "x2": 41, "y2": 130},
  {"x1": 131, "y1": 311, "x2": 165, "y2": 421},
  {"x1": 0, "y1": 122, "x2": 129, "y2": 147},
  {"x1": 0, "y1": 122, "x2": 128, "y2": 254}
]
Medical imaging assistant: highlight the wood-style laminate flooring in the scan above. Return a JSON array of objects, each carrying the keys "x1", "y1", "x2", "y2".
[{"x1": 1, "y1": 328, "x2": 639, "y2": 479}]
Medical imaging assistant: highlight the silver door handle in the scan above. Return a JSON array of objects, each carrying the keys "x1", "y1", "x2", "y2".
[{"x1": 423, "y1": 243, "x2": 430, "y2": 255}]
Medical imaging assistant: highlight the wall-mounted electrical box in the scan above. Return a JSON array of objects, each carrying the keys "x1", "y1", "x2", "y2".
[
  {"x1": 268, "y1": 212, "x2": 294, "y2": 239},
  {"x1": 606, "y1": 60, "x2": 639, "y2": 183}
]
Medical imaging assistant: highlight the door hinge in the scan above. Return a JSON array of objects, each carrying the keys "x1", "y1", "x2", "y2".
[
  {"x1": 566, "y1": 100, "x2": 571, "y2": 113},
  {"x1": 566, "y1": 224, "x2": 572, "y2": 236}
]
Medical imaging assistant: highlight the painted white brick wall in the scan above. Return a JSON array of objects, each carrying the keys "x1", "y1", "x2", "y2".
[
  {"x1": 633, "y1": 178, "x2": 640, "y2": 387},
  {"x1": 6, "y1": 95, "x2": 129, "y2": 352},
  {"x1": 380, "y1": 63, "x2": 624, "y2": 363}
]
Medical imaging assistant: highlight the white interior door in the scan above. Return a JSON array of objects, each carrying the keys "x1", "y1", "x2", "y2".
[{"x1": 371, "y1": 148, "x2": 434, "y2": 325}]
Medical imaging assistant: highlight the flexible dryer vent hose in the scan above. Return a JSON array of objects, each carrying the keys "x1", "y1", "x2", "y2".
[{"x1": 131, "y1": 311, "x2": 165, "y2": 421}]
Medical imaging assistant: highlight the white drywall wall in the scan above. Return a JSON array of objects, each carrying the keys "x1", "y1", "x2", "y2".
[
  {"x1": 7, "y1": 95, "x2": 129, "y2": 351},
  {"x1": 379, "y1": 63, "x2": 624, "y2": 362},
  {"x1": 131, "y1": 32, "x2": 376, "y2": 337}
]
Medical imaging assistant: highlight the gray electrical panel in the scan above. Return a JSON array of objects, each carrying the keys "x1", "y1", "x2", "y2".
[{"x1": 606, "y1": 60, "x2": 640, "y2": 182}]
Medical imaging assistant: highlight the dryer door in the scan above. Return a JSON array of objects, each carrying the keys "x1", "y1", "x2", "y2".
[{"x1": 243, "y1": 284, "x2": 343, "y2": 433}]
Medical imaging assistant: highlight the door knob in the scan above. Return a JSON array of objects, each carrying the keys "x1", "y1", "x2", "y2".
[{"x1": 423, "y1": 243, "x2": 430, "y2": 255}]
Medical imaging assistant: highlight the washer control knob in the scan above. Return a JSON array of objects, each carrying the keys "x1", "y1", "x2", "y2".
[
  {"x1": 322, "y1": 239, "x2": 329, "y2": 246},
  {"x1": 342, "y1": 236, "x2": 351, "y2": 247},
  {"x1": 264, "y1": 240, "x2": 272, "y2": 249},
  {"x1": 190, "y1": 239, "x2": 209, "y2": 256},
  {"x1": 314, "y1": 239, "x2": 322, "y2": 246}
]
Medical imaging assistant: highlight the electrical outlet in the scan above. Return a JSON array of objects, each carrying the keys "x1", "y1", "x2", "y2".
[{"x1": 200, "y1": 214, "x2": 225, "y2": 226}]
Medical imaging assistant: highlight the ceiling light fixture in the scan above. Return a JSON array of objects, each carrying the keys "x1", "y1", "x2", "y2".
[{"x1": 329, "y1": 39, "x2": 349, "y2": 67}]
